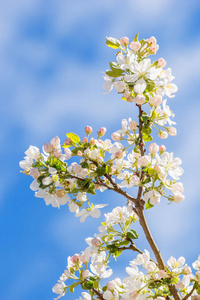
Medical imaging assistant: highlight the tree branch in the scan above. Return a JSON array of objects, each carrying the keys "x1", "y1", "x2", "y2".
[
  {"x1": 134, "y1": 105, "x2": 181, "y2": 300},
  {"x1": 92, "y1": 287, "x2": 105, "y2": 300},
  {"x1": 182, "y1": 285, "x2": 196, "y2": 300}
]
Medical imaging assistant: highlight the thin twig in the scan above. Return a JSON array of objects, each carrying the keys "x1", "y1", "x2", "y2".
[{"x1": 92, "y1": 287, "x2": 105, "y2": 300}]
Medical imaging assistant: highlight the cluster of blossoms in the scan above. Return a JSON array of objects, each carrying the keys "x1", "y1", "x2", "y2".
[
  {"x1": 20, "y1": 34, "x2": 200, "y2": 300},
  {"x1": 20, "y1": 116, "x2": 184, "y2": 221},
  {"x1": 52, "y1": 204, "x2": 200, "y2": 300}
]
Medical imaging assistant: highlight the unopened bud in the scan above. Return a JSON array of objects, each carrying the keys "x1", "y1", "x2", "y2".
[
  {"x1": 71, "y1": 254, "x2": 80, "y2": 264},
  {"x1": 134, "y1": 95, "x2": 146, "y2": 105},
  {"x1": 97, "y1": 156, "x2": 104, "y2": 163},
  {"x1": 157, "y1": 58, "x2": 166, "y2": 68},
  {"x1": 85, "y1": 126, "x2": 93, "y2": 135},
  {"x1": 159, "y1": 145, "x2": 166, "y2": 153},
  {"x1": 120, "y1": 37, "x2": 129, "y2": 46},
  {"x1": 64, "y1": 138, "x2": 72, "y2": 145},
  {"x1": 148, "y1": 142, "x2": 159, "y2": 155},
  {"x1": 111, "y1": 132, "x2": 120, "y2": 141},
  {"x1": 53, "y1": 149, "x2": 62, "y2": 158},
  {"x1": 82, "y1": 270, "x2": 90, "y2": 279},
  {"x1": 149, "y1": 95, "x2": 162, "y2": 106},
  {"x1": 90, "y1": 137, "x2": 95, "y2": 145},
  {"x1": 43, "y1": 143, "x2": 53, "y2": 153},
  {"x1": 158, "y1": 131, "x2": 168, "y2": 139},
  {"x1": 77, "y1": 150, "x2": 83, "y2": 157},
  {"x1": 129, "y1": 41, "x2": 141, "y2": 51},
  {"x1": 91, "y1": 238, "x2": 101, "y2": 247},
  {"x1": 98, "y1": 127, "x2": 107, "y2": 137},
  {"x1": 168, "y1": 127, "x2": 177, "y2": 136},
  {"x1": 64, "y1": 148, "x2": 72, "y2": 159},
  {"x1": 115, "y1": 150, "x2": 123, "y2": 159},
  {"x1": 129, "y1": 121, "x2": 137, "y2": 131},
  {"x1": 30, "y1": 168, "x2": 40, "y2": 179},
  {"x1": 56, "y1": 189, "x2": 65, "y2": 198},
  {"x1": 82, "y1": 137, "x2": 87, "y2": 144},
  {"x1": 147, "y1": 36, "x2": 157, "y2": 46}
]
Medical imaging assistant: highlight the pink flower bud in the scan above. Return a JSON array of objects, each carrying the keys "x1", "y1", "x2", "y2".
[
  {"x1": 107, "y1": 280, "x2": 117, "y2": 291},
  {"x1": 64, "y1": 148, "x2": 72, "y2": 159},
  {"x1": 43, "y1": 143, "x2": 53, "y2": 153},
  {"x1": 147, "y1": 36, "x2": 157, "y2": 46},
  {"x1": 97, "y1": 156, "x2": 104, "y2": 163},
  {"x1": 127, "y1": 96, "x2": 134, "y2": 102},
  {"x1": 123, "y1": 90, "x2": 131, "y2": 98},
  {"x1": 173, "y1": 194, "x2": 185, "y2": 203},
  {"x1": 114, "y1": 81, "x2": 126, "y2": 92},
  {"x1": 115, "y1": 150, "x2": 123, "y2": 159},
  {"x1": 82, "y1": 270, "x2": 90, "y2": 279},
  {"x1": 149, "y1": 46, "x2": 157, "y2": 54},
  {"x1": 149, "y1": 95, "x2": 162, "y2": 106},
  {"x1": 154, "y1": 164, "x2": 160, "y2": 172},
  {"x1": 111, "y1": 132, "x2": 120, "y2": 141},
  {"x1": 90, "y1": 137, "x2": 95, "y2": 145},
  {"x1": 85, "y1": 126, "x2": 93, "y2": 135},
  {"x1": 158, "y1": 131, "x2": 168, "y2": 139},
  {"x1": 138, "y1": 155, "x2": 150, "y2": 166},
  {"x1": 157, "y1": 58, "x2": 166, "y2": 68},
  {"x1": 56, "y1": 189, "x2": 65, "y2": 198},
  {"x1": 53, "y1": 149, "x2": 62, "y2": 158},
  {"x1": 129, "y1": 121, "x2": 137, "y2": 131},
  {"x1": 98, "y1": 127, "x2": 107, "y2": 137},
  {"x1": 134, "y1": 95, "x2": 146, "y2": 105},
  {"x1": 168, "y1": 127, "x2": 177, "y2": 136},
  {"x1": 91, "y1": 238, "x2": 101, "y2": 247},
  {"x1": 183, "y1": 266, "x2": 192, "y2": 275},
  {"x1": 77, "y1": 150, "x2": 83, "y2": 157},
  {"x1": 64, "y1": 138, "x2": 72, "y2": 145},
  {"x1": 30, "y1": 168, "x2": 40, "y2": 179},
  {"x1": 148, "y1": 143, "x2": 159, "y2": 155},
  {"x1": 71, "y1": 254, "x2": 80, "y2": 264},
  {"x1": 82, "y1": 137, "x2": 87, "y2": 144},
  {"x1": 129, "y1": 41, "x2": 141, "y2": 51},
  {"x1": 158, "y1": 270, "x2": 167, "y2": 278},
  {"x1": 129, "y1": 291, "x2": 138, "y2": 299},
  {"x1": 159, "y1": 145, "x2": 166, "y2": 153},
  {"x1": 120, "y1": 37, "x2": 129, "y2": 46},
  {"x1": 51, "y1": 136, "x2": 60, "y2": 148}
]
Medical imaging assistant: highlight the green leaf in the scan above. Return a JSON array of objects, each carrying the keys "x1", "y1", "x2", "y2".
[
  {"x1": 87, "y1": 182, "x2": 96, "y2": 195},
  {"x1": 96, "y1": 166, "x2": 106, "y2": 176},
  {"x1": 106, "y1": 69, "x2": 124, "y2": 78},
  {"x1": 81, "y1": 161, "x2": 89, "y2": 169},
  {"x1": 83, "y1": 281, "x2": 94, "y2": 290},
  {"x1": 119, "y1": 240, "x2": 130, "y2": 246},
  {"x1": 133, "y1": 32, "x2": 139, "y2": 42},
  {"x1": 146, "y1": 201, "x2": 154, "y2": 210},
  {"x1": 106, "y1": 37, "x2": 120, "y2": 49},
  {"x1": 71, "y1": 147, "x2": 83, "y2": 155},
  {"x1": 115, "y1": 249, "x2": 123, "y2": 257},
  {"x1": 69, "y1": 281, "x2": 80, "y2": 293},
  {"x1": 143, "y1": 133, "x2": 153, "y2": 142},
  {"x1": 127, "y1": 230, "x2": 139, "y2": 240},
  {"x1": 107, "y1": 244, "x2": 118, "y2": 253},
  {"x1": 66, "y1": 132, "x2": 81, "y2": 145}
]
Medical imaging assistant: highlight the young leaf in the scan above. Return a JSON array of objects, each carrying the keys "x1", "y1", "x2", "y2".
[
  {"x1": 106, "y1": 37, "x2": 120, "y2": 49},
  {"x1": 66, "y1": 132, "x2": 81, "y2": 145},
  {"x1": 127, "y1": 230, "x2": 139, "y2": 239}
]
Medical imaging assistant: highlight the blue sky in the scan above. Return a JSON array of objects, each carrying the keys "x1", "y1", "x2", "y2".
[{"x1": 1, "y1": 1, "x2": 200, "y2": 299}]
